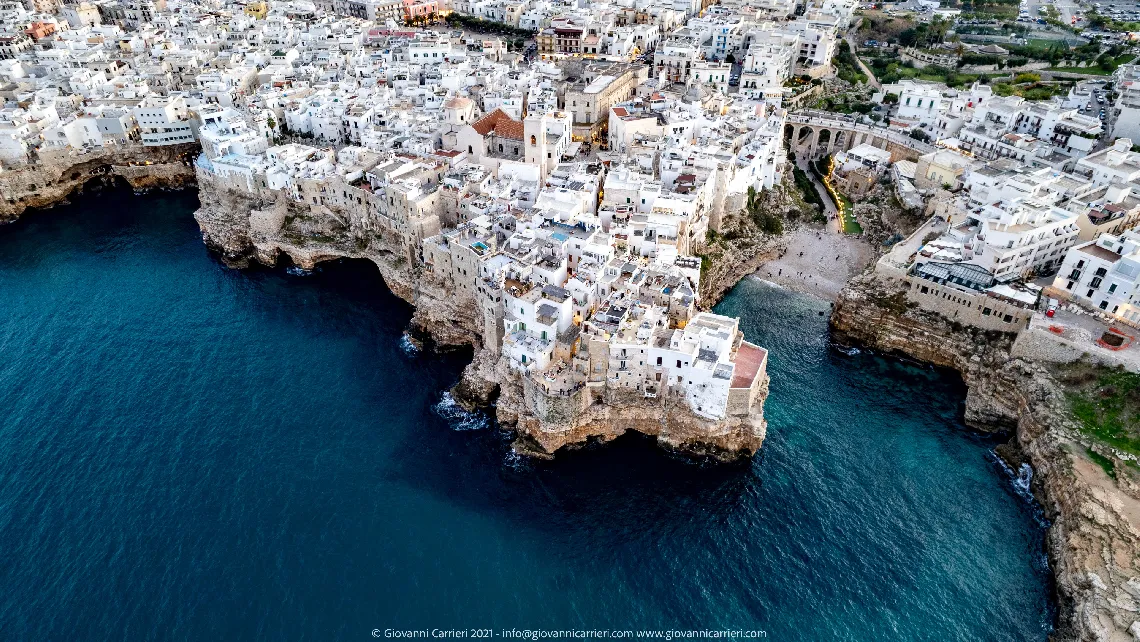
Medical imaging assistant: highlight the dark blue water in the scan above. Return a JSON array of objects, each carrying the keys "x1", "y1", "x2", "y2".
[{"x1": 0, "y1": 190, "x2": 1053, "y2": 640}]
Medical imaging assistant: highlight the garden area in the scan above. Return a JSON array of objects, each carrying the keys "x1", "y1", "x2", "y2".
[
  {"x1": 834, "y1": 41, "x2": 867, "y2": 85},
  {"x1": 866, "y1": 57, "x2": 984, "y2": 88},
  {"x1": 1059, "y1": 362, "x2": 1140, "y2": 466},
  {"x1": 991, "y1": 72, "x2": 1073, "y2": 99},
  {"x1": 442, "y1": 13, "x2": 536, "y2": 40}
]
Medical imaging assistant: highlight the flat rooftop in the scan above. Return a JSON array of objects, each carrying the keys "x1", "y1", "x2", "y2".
[{"x1": 730, "y1": 342, "x2": 767, "y2": 389}]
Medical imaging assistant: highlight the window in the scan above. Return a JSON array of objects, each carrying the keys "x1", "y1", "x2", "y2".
[
  {"x1": 676, "y1": 359, "x2": 681, "y2": 368},
  {"x1": 530, "y1": 135, "x2": 536, "y2": 145},
  {"x1": 656, "y1": 357, "x2": 662, "y2": 365}
]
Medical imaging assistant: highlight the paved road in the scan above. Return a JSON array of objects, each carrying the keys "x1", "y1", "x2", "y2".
[
  {"x1": 796, "y1": 157, "x2": 839, "y2": 233},
  {"x1": 1055, "y1": 0, "x2": 1079, "y2": 25},
  {"x1": 845, "y1": 27, "x2": 880, "y2": 90}
]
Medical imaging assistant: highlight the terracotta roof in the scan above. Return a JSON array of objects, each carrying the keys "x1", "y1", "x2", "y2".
[
  {"x1": 1076, "y1": 242, "x2": 1122, "y2": 262},
  {"x1": 471, "y1": 108, "x2": 513, "y2": 135},
  {"x1": 496, "y1": 120, "x2": 524, "y2": 140},
  {"x1": 612, "y1": 107, "x2": 628, "y2": 117},
  {"x1": 730, "y1": 342, "x2": 767, "y2": 389},
  {"x1": 471, "y1": 107, "x2": 524, "y2": 140}
]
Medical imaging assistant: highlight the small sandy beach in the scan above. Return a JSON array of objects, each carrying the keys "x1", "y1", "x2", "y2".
[{"x1": 752, "y1": 227, "x2": 876, "y2": 301}]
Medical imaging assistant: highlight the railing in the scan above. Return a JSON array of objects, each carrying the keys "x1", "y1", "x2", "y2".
[{"x1": 787, "y1": 109, "x2": 937, "y2": 153}]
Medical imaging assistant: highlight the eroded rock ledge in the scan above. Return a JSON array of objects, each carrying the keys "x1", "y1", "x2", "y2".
[
  {"x1": 0, "y1": 143, "x2": 199, "y2": 222},
  {"x1": 832, "y1": 270, "x2": 1140, "y2": 642},
  {"x1": 194, "y1": 169, "x2": 768, "y2": 461}
]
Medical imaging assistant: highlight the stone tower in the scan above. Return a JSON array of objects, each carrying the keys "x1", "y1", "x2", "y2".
[{"x1": 523, "y1": 113, "x2": 549, "y2": 182}]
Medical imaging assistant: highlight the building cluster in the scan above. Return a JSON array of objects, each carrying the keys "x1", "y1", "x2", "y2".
[
  {"x1": 0, "y1": 0, "x2": 862, "y2": 166},
  {"x1": 874, "y1": 79, "x2": 1106, "y2": 170},
  {"x1": 865, "y1": 135, "x2": 1140, "y2": 329},
  {"x1": 0, "y1": 0, "x2": 811, "y2": 419}
]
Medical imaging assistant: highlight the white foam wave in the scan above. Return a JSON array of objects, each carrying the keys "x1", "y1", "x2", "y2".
[
  {"x1": 399, "y1": 334, "x2": 421, "y2": 356},
  {"x1": 433, "y1": 391, "x2": 489, "y2": 431},
  {"x1": 285, "y1": 266, "x2": 312, "y2": 276},
  {"x1": 751, "y1": 277, "x2": 787, "y2": 289}
]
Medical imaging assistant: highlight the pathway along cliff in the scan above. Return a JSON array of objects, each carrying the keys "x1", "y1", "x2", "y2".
[{"x1": 832, "y1": 270, "x2": 1140, "y2": 642}]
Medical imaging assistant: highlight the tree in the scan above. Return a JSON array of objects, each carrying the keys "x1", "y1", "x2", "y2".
[
  {"x1": 909, "y1": 129, "x2": 931, "y2": 142},
  {"x1": 745, "y1": 186, "x2": 783, "y2": 235},
  {"x1": 725, "y1": 52, "x2": 736, "y2": 64}
]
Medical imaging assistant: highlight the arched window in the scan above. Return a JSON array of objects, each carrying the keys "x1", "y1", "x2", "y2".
[
  {"x1": 530, "y1": 134, "x2": 537, "y2": 145},
  {"x1": 499, "y1": 143, "x2": 504, "y2": 152},
  {"x1": 468, "y1": 145, "x2": 473, "y2": 154}
]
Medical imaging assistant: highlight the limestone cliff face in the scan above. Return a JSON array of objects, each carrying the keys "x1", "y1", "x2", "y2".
[
  {"x1": 193, "y1": 169, "x2": 482, "y2": 348},
  {"x1": 0, "y1": 144, "x2": 198, "y2": 222},
  {"x1": 832, "y1": 270, "x2": 1140, "y2": 642},
  {"x1": 493, "y1": 364, "x2": 768, "y2": 461},
  {"x1": 194, "y1": 167, "x2": 770, "y2": 461},
  {"x1": 831, "y1": 270, "x2": 1020, "y2": 429},
  {"x1": 698, "y1": 179, "x2": 803, "y2": 306}
]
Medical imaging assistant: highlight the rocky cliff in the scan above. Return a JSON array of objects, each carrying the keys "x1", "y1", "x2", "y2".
[
  {"x1": 0, "y1": 144, "x2": 199, "y2": 222},
  {"x1": 833, "y1": 270, "x2": 1140, "y2": 642},
  {"x1": 194, "y1": 169, "x2": 769, "y2": 460},
  {"x1": 194, "y1": 171, "x2": 482, "y2": 348}
]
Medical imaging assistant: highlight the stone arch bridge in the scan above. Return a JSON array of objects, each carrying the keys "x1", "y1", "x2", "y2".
[{"x1": 785, "y1": 110, "x2": 937, "y2": 162}]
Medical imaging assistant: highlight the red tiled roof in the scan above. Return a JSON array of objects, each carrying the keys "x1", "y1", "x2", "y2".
[
  {"x1": 496, "y1": 120, "x2": 524, "y2": 140},
  {"x1": 730, "y1": 342, "x2": 767, "y2": 389},
  {"x1": 612, "y1": 107, "x2": 628, "y2": 117},
  {"x1": 472, "y1": 108, "x2": 513, "y2": 135},
  {"x1": 471, "y1": 107, "x2": 525, "y2": 140}
]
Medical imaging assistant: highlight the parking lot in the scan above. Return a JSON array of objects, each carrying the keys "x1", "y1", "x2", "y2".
[{"x1": 1090, "y1": 0, "x2": 1140, "y2": 24}]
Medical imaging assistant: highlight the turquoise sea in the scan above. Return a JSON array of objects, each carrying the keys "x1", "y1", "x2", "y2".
[{"x1": 0, "y1": 189, "x2": 1053, "y2": 639}]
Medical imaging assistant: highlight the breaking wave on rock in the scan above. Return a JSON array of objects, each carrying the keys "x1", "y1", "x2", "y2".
[
  {"x1": 434, "y1": 391, "x2": 489, "y2": 432},
  {"x1": 399, "y1": 334, "x2": 421, "y2": 356}
]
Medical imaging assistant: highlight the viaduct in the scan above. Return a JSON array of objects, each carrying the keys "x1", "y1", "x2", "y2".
[{"x1": 784, "y1": 109, "x2": 937, "y2": 162}]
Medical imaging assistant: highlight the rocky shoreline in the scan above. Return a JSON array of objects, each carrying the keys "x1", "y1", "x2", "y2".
[
  {"x1": 8, "y1": 151, "x2": 1125, "y2": 636},
  {"x1": 832, "y1": 270, "x2": 1140, "y2": 642},
  {"x1": 0, "y1": 143, "x2": 199, "y2": 223},
  {"x1": 193, "y1": 169, "x2": 769, "y2": 461}
]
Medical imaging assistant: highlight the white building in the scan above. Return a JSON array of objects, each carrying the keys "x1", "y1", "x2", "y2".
[
  {"x1": 1052, "y1": 229, "x2": 1140, "y2": 324},
  {"x1": 133, "y1": 95, "x2": 195, "y2": 146}
]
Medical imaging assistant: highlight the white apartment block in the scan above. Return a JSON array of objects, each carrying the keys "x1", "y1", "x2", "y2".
[
  {"x1": 134, "y1": 95, "x2": 195, "y2": 146},
  {"x1": 1052, "y1": 230, "x2": 1140, "y2": 324}
]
